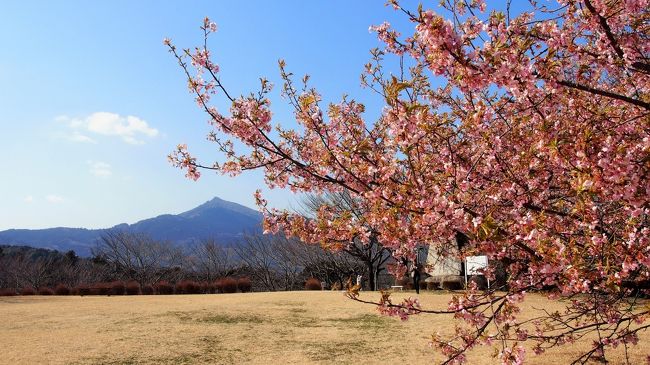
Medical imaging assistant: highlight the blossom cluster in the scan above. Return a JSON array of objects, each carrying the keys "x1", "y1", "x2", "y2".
[{"x1": 167, "y1": 1, "x2": 650, "y2": 362}]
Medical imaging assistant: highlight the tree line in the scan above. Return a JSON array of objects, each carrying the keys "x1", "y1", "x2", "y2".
[{"x1": 0, "y1": 230, "x2": 392, "y2": 294}]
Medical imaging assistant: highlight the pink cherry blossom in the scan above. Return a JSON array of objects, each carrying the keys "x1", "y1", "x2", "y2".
[{"x1": 167, "y1": 1, "x2": 650, "y2": 363}]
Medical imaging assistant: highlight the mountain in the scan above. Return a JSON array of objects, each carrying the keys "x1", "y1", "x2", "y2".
[
  {"x1": 0, "y1": 197, "x2": 262, "y2": 257},
  {"x1": 0, "y1": 228, "x2": 99, "y2": 257}
]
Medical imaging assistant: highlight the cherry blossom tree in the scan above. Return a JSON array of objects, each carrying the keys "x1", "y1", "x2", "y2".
[{"x1": 166, "y1": 0, "x2": 649, "y2": 363}]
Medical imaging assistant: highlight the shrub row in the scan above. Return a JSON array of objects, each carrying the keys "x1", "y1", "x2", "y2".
[
  {"x1": 0, "y1": 288, "x2": 16, "y2": 296},
  {"x1": 0, "y1": 277, "x2": 253, "y2": 297},
  {"x1": 237, "y1": 277, "x2": 252, "y2": 293},
  {"x1": 216, "y1": 277, "x2": 238, "y2": 293},
  {"x1": 304, "y1": 278, "x2": 322, "y2": 290}
]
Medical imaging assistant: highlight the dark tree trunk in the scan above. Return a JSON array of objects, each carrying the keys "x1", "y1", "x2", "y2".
[{"x1": 367, "y1": 260, "x2": 376, "y2": 291}]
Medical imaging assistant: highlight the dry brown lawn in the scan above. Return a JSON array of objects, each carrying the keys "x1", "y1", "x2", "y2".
[{"x1": 0, "y1": 291, "x2": 648, "y2": 364}]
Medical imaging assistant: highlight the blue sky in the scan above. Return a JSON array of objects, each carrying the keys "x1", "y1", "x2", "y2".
[{"x1": 0, "y1": 1, "x2": 414, "y2": 230}]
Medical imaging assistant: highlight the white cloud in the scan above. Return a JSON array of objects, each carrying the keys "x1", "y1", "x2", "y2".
[
  {"x1": 45, "y1": 195, "x2": 64, "y2": 204},
  {"x1": 89, "y1": 161, "x2": 112, "y2": 178},
  {"x1": 24, "y1": 195, "x2": 34, "y2": 203},
  {"x1": 57, "y1": 112, "x2": 158, "y2": 144},
  {"x1": 68, "y1": 131, "x2": 97, "y2": 144}
]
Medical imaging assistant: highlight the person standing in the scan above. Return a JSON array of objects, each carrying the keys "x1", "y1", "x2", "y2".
[{"x1": 412, "y1": 260, "x2": 422, "y2": 294}]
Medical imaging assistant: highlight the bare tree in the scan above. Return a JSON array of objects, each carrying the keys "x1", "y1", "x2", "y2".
[
  {"x1": 0, "y1": 249, "x2": 20, "y2": 290},
  {"x1": 0, "y1": 246, "x2": 116, "y2": 290},
  {"x1": 297, "y1": 242, "x2": 365, "y2": 289},
  {"x1": 188, "y1": 238, "x2": 235, "y2": 281},
  {"x1": 300, "y1": 192, "x2": 392, "y2": 290},
  {"x1": 93, "y1": 230, "x2": 186, "y2": 286},
  {"x1": 71, "y1": 257, "x2": 115, "y2": 286},
  {"x1": 14, "y1": 255, "x2": 58, "y2": 289},
  {"x1": 233, "y1": 233, "x2": 369, "y2": 291},
  {"x1": 234, "y1": 235, "x2": 294, "y2": 291},
  {"x1": 271, "y1": 237, "x2": 306, "y2": 290}
]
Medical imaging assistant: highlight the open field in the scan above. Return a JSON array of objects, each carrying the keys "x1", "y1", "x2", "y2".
[{"x1": 1, "y1": 291, "x2": 648, "y2": 364}]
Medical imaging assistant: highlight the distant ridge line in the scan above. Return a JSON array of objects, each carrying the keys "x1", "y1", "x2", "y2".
[{"x1": 0, "y1": 197, "x2": 263, "y2": 257}]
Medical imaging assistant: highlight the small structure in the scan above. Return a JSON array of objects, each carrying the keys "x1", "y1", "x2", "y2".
[
  {"x1": 423, "y1": 233, "x2": 487, "y2": 290},
  {"x1": 423, "y1": 241, "x2": 490, "y2": 290},
  {"x1": 464, "y1": 255, "x2": 489, "y2": 288},
  {"x1": 424, "y1": 247, "x2": 463, "y2": 289}
]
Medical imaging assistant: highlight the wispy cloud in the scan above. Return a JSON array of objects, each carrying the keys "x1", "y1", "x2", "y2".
[
  {"x1": 67, "y1": 131, "x2": 97, "y2": 144},
  {"x1": 56, "y1": 112, "x2": 158, "y2": 145},
  {"x1": 45, "y1": 194, "x2": 64, "y2": 204},
  {"x1": 89, "y1": 161, "x2": 112, "y2": 178},
  {"x1": 24, "y1": 195, "x2": 34, "y2": 203}
]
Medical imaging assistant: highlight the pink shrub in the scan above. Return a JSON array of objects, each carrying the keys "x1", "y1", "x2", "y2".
[
  {"x1": 141, "y1": 285, "x2": 154, "y2": 295},
  {"x1": 176, "y1": 280, "x2": 201, "y2": 294},
  {"x1": 76, "y1": 284, "x2": 91, "y2": 296},
  {"x1": 154, "y1": 281, "x2": 174, "y2": 295},
  {"x1": 38, "y1": 287, "x2": 54, "y2": 296},
  {"x1": 96, "y1": 283, "x2": 111, "y2": 296},
  {"x1": 20, "y1": 287, "x2": 36, "y2": 296},
  {"x1": 109, "y1": 281, "x2": 125, "y2": 295},
  {"x1": 201, "y1": 281, "x2": 215, "y2": 294},
  {"x1": 304, "y1": 278, "x2": 322, "y2": 291},
  {"x1": 237, "y1": 277, "x2": 252, "y2": 293},
  {"x1": 217, "y1": 277, "x2": 237, "y2": 293},
  {"x1": 125, "y1": 281, "x2": 141, "y2": 295},
  {"x1": 54, "y1": 284, "x2": 71, "y2": 295},
  {"x1": 0, "y1": 288, "x2": 16, "y2": 296}
]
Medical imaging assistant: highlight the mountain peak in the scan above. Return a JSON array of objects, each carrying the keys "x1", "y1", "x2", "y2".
[
  {"x1": 0, "y1": 196, "x2": 263, "y2": 256},
  {"x1": 180, "y1": 196, "x2": 261, "y2": 219},
  {"x1": 202, "y1": 196, "x2": 232, "y2": 208}
]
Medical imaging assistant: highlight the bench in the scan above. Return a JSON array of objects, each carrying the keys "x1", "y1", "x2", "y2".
[{"x1": 390, "y1": 285, "x2": 404, "y2": 291}]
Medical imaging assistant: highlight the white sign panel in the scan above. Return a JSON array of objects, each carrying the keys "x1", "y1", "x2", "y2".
[{"x1": 465, "y1": 255, "x2": 488, "y2": 275}]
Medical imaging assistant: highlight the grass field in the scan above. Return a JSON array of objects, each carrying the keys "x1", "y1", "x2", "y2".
[{"x1": 1, "y1": 291, "x2": 648, "y2": 364}]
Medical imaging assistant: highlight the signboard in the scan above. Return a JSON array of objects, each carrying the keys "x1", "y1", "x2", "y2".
[
  {"x1": 465, "y1": 255, "x2": 488, "y2": 275},
  {"x1": 465, "y1": 255, "x2": 489, "y2": 289}
]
